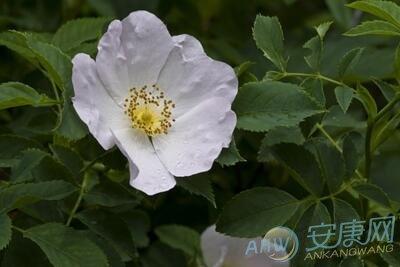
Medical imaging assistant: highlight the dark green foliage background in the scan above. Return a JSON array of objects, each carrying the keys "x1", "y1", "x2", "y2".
[{"x1": 0, "y1": 0, "x2": 400, "y2": 267}]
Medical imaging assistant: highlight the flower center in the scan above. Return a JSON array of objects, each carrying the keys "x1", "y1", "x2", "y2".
[{"x1": 124, "y1": 84, "x2": 175, "y2": 136}]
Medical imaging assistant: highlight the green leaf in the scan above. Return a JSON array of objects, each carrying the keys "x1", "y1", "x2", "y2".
[
  {"x1": 271, "y1": 143, "x2": 324, "y2": 196},
  {"x1": 76, "y1": 209, "x2": 137, "y2": 259},
  {"x1": 234, "y1": 61, "x2": 254, "y2": 77},
  {"x1": 342, "y1": 132, "x2": 363, "y2": 178},
  {"x1": 325, "y1": 0, "x2": 352, "y2": 28},
  {"x1": 26, "y1": 37, "x2": 72, "y2": 92},
  {"x1": 340, "y1": 257, "x2": 364, "y2": 267},
  {"x1": 356, "y1": 84, "x2": 378, "y2": 118},
  {"x1": 10, "y1": 108, "x2": 57, "y2": 135},
  {"x1": 374, "y1": 80, "x2": 398, "y2": 102},
  {"x1": 233, "y1": 81, "x2": 324, "y2": 132},
  {"x1": 308, "y1": 139, "x2": 345, "y2": 193},
  {"x1": 83, "y1": 178, "x2": 142, "y2": 207},
  {"x1": 335, "y1": 85, "x2": 354, "y2": 113},
  {"x1": 30, "y1": 32, "x2": 53, "y2": 42},
  {"x1": 25, "y1": 36, "x2": 87, "y2": 140},
  {"x1": 321, "y1": 105, "x2": 366, "y2": 130},
  {"x1": 52, "y1": 17, "x2": 110, "y2": 52},
  {"x1": 66, "y1": 42, "x2": 98, "y2": 57},
  {"x1": 301, "y1": 78, "x2": 325, "y2": 106},
  {"x1": 0, "y1": 82, "x2": 57, "y2": 110},
  {"x1": 315, "y1": 21, "x2": 333, "y2": 38},
  {"x1": 50, "y1": 145, "x2": 83, "y2": 177},
  {"x1": 84, "y1": 232, "x2": 124, "y2": 267},
  {"x1": 141, "y1": 242, "x2": 186, "y2": 267},
  {"x1": 1, "y1": 231, "x2": 52, "y2": 267},
  {"x1": 338, "y1": 48, "x2": 365, "y2": 77},
  {"x1": 0, "y1": 135, "x2": 41, "y2": 167},
  {"x1": 120, "y1": 210, "x2": 150, "y2": 248},
  {"x1": 303, "y1": 21, "x2": 332, "y2": 70},
  {"x1": 0, "y1": 31, "x2": 36, "y2": 63},
  {"x1": 56, "y1": 102, "x2": 88, "y2": 140},
  {"x1": 371, "y1": 150, "x2": 400, "y2": 203},
  {"x1": 10, "y1": 149, "x2": 48, "y2": 182},
  {"x1": 353, "y1": 183, "x2": 392, "y2": 208},
  {"x1": 333, "y1": 198, "x2": 360, "y2": 225},
  {"x1": 347, "y1": 0, "x2": 400, "y2": 27},
  {"x1": 0, "y1": 180, "x2": 77, "y2": 213},
  {"x1": 23, "y1": 223, "x2": 108, "y2": 267},
  {"x1": 216, "y1": 138, "x2": 246, "y2": 167},
  {"x1": 344, "y1": 20, "x2": 400, "y2": 36},
  {"x1": 258, "y1": 126, "x2": 305, "y2": 162},
  {"x1": 176, "y1": 174, "x2": 215, "y2": 207},
  {"x1": 372, "y1": 110, "x2": 400, "y2": 150},
  {"x1": 87, "y1": 0, "x2": 116, "y2": 16},
  {"x1": 381, "y1": 243, "x2": 400, "y2": 266},
  {"x1": 293, "y1": 202, "x2": 331, "y2": 265},
  {"x1": 0, "y1": 213, "x2": 12, "y2": 250},
  {"x1": 21, "y1": 201, "x2": 65, "y2": 223},
  {"x1": 216, "y1": 187, "x2": 299, "y2": 237},
  {"x1": 155, "y1": 225, "x2": 201, "y2": 257},
  {"x1": 395, "y1": 44, "x2": 400, "y2": 79},
  {"x1": 28, "y1": 155, "x2": 75, "y2": 183},
  {"x1": 285, "y1": 198, "x2": 315, "y2": 229},
  {"x1": 253, "y1": 15, "x2": 287, "y2": 71}
]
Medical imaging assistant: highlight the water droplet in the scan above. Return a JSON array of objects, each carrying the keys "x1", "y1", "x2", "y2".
[
  {"x1": 117, "y1": 53, "x2": 126, "y2": 61},
  {"x1": 176, "y1": 161, "x2": 183, "y2": 169}
]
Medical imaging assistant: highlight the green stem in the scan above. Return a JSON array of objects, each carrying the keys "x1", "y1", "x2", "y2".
[
  {"x1": 80, "y1": 147, "x2": 116, "y2": 174},
  {"x1": 319, "y1": 180, "x2": 358, "y2": 201},
  {"x1": 278, "y1": 73, "x2": 399, "y2": 180},
  {"x1": 374, "y1": 93, "x2": 400, "y2": 123},
  {"x1": 66, "y1": 176, "x2": 87, "y2": 226},
  {"x1": 316, "y1": 123, "x2": 365, "y2": 180},
  {"x1": 280, "y1": 72, "x2": 345, "y2": 86},
  {"x1": 364, "y1": 93, "x2": 400, "y2": 180},
  {"x1": 65, "y1": 148, "x2": 116, "y2": 226},
  {"x1": 49, "y1": 77, "x2": 62, "y2": 114},
  {"x1": 316, "y1": 123, "x2": 342, "y2": 152},
  {"x1": 364, "y1": 122, "x2": 373, "y2": 180},
  {"x1": 12, "y1": 225, "x2": 26, "y2": 233},
  {"x1": 373, "y1": 112, "x2": 400, "y2": 151}
]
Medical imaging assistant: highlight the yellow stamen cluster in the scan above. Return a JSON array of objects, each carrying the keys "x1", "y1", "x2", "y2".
[{"x1": 124, "y1": 84, "x2": 175, "y2": 136}]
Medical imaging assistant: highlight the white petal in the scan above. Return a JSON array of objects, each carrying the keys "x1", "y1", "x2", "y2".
[
  {"x1": 71, "y1": 53, "x2": 126, "y2": 149},
  {"x1": 157, "y1": 38, "x2": 238, "y2": 118},
  {"x1": 201, "y1": 226, "x2": 290, "y2": 267},
  {"x1": 153, "y1": 98, "x2": 236, "y2": 177},
  {"x1": 172, "y1": 34, "x2": 204, "y2": 60},
  {"x1": 120, "y1": 11, "x2": 174, "y2": 87},
  {"x1": 95, "y1": 20, "x2": 130, "y2": 104},
  {"x1": 201, "y1": 226, "x2": 228, "y2": 267},
  {"x1": 96, "y1": 11, "x2": 174, "y2": 105},
  {"x1": 111, "y1": 127, "x2": 176, "y2": 195}
]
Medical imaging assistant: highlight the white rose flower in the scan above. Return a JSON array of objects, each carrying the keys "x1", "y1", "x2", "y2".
[
  {"x1": 201, "y1": 226, "x2": 290, "y2": 267},
  {"x1": 71, "y1": 11, "x2": 238, "y2": 195}
]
